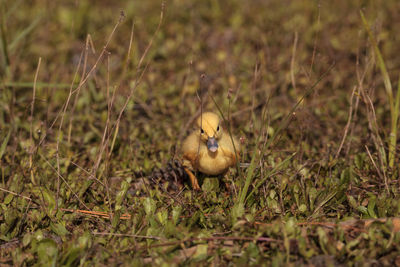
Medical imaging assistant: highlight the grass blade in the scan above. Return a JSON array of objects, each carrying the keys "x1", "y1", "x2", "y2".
[
  {"x1": 0, "y1": 128, "x2": 11, "y2": 161},
  {"x1": 360, "y1": 11, "x2": 393, "y2": 112},
  {"x1": 4, "y1": 82, "x2": 76, "y2": 88},
  {"x1": 390, "y1": 74, "x2": 400, "y2": 167},
  {"x1": 245, "y1": 152, "x2": 296, "y2": 202},
  {"x1": 9, "y1": 16, "x2": 41, "y2": 52},
  {"x1": 361, "y1": 11, "x2": 398, "y2": 169},
  {"x1": 0, "y1": 10, "x2": 10, "y2": 75},
  {"x1": 236, "y1": 63, "x2": 335, "y2": 206}
]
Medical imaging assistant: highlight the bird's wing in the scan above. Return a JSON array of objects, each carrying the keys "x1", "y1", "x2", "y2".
[
  {"x1": 182, "y1": 133, "x2": 201, "y2": 170},
  {"x1": 220, "y1": 147, "x2": 238, "y2": 167},
  {"x1": 183, "y1": 151, "x2": 198, "y2": 167},
  {"x1": 219, "y1": 134, "x2": 240, "y2": 166}
]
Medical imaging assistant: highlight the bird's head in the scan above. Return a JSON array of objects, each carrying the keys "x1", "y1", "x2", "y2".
[{"x1": 196, "y1": 112, "x2": 223, "y2": 153}]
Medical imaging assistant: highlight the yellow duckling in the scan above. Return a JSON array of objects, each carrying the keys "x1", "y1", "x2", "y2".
[{"x1": 182, "y1": 112, "x2": 240, "y2": 190}]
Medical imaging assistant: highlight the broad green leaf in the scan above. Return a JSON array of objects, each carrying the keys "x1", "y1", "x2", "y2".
[{"x1": 50, "y1": 222, "x2": 70, "y2": 237}]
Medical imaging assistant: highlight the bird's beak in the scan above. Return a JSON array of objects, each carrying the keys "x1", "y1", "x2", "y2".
[{"x1": 207, "y1": 137, "x2": 218, "y2": 152}]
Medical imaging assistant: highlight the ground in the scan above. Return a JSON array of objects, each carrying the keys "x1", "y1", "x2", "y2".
[{"x1": 1, "y1": 0, "x2": 400, "y2": 266}]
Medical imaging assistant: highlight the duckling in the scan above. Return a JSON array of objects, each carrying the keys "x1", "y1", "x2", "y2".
[{"x1": 182, "y1": 112, "x2": 240, "y2": 190}]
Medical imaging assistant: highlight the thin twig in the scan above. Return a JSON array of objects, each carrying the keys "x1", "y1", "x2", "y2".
[
  {"x1": 55, "y1": 49, "x2": 83, "y2": 213},
  {"x1": 362, "y1": 93, "x2": 389, "y2": 193},
  {"x1": 70, "y1": 15, "x2": 124, "y2": 96},
  {"x1": 0, "y1": 187, "x2": 34, "y2": 202},
  {"x1": 109, "y1": 22, "x2": 135, "y2": 157},
  {"x1": 69, "y1": 160, "x2": 106, "y2": 187},
  {"x1": 309, "y1": 1, "x2": 321, "y2": 73},
  {"x1": 92, "y1": 232, "x2": 161, "y2": 240},
  {"x1": 61, "y1": 208, "x2": 131, "y2": 220},
  {"x1": 105, "y1": 3, "x2": 165, "y2": 170},
  {"x1": 335, "y1": 85, "x2": 357, "y2": 159},
  {"x1": 290, "y1": 31, "x2": 298, "y2": 91},
  {"x1": 92, "y1": 51, "x2": 113, "y2": 214},
  {"x1": 139, "y1": 236, "x2": 281, "y2": 251},
  {"x1": 29, "y1": 57, "x2": 41, "y2": 185},
  {"x1": 68, "y1": 34, "x2": 95, "y2": 144},
  {"x1": 365, "y1": 145, "x2": 389, "y2": 193},
  {"x1": 39, "y1": 153, "x2": 90, "y2": 210}
]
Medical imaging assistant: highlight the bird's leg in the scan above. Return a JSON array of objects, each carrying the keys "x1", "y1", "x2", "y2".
[{"x1": 184, "y1": 167, "x2": 200, "y2": 190}]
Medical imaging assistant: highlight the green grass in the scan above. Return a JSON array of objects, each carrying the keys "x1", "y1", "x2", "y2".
[
  {"x1": 361, "y1": 10, "x2": 400, "y2": 170},
  {"x1": 1, "y1": 0, "x2": 400, "y2": 265}
]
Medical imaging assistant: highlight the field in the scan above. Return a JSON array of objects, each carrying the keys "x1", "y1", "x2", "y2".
[{"x1": 1, "y1": 0, "x2": 400, "y2": 265}]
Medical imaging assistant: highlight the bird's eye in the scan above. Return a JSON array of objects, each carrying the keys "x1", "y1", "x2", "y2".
[
  {"x1": 217, "y1": 125, "x2": 220, "y2": 131},
  {"x1": 200, "y1": 128, "x2": 204, "y2": 134}
]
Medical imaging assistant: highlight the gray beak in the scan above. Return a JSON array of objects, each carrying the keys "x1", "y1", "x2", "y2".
[{"x1": 207, "y1": 137, "x2": 218, "y2": 152}]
